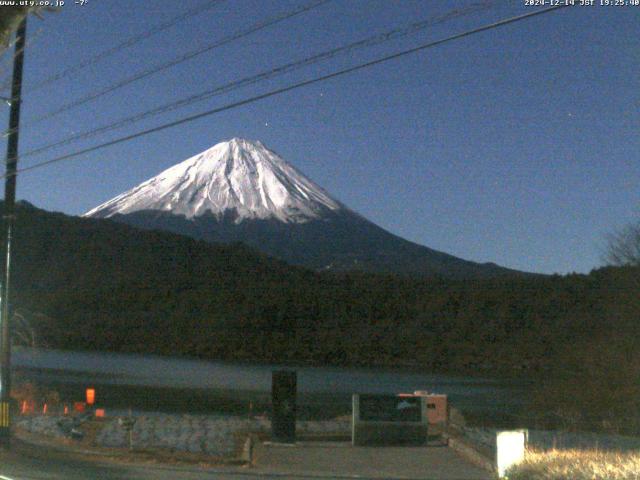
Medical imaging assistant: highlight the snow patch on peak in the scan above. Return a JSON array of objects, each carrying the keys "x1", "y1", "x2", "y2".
[{"x1": 84, "y1": 138, "x2": 343, "y2": 224}]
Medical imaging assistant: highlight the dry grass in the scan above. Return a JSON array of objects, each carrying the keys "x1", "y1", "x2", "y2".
[{"x1": 506, "y1": 448, "x2": 640, "y2": 480}]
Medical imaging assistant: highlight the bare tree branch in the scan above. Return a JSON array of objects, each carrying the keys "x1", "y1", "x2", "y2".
[{"x1": 604, "y1": 222, "x2": 640, "y2": 267}]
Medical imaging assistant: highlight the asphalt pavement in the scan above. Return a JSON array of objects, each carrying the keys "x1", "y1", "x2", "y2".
[
  {"x1": 252, "y1": 441, "x2": 492, "y2": 480},
  {"x1": 0, "y1": 437, "x2": 493, "y2": 480},
  {"x1": 0, "y1": 441, "x2": 278, "y2": 480}
]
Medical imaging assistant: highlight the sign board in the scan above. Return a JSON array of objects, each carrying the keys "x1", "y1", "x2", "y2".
[
  {"x1": 359, "y1": 394, "x2": 422, "y2": 422},
  {"x1": 352, "y1": 394, "x2": 427, "y2": 446}
]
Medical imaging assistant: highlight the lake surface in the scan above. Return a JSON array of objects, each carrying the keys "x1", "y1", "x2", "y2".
[{"x1": 12, "y1": 347, "x2": 531, "y2": 420}]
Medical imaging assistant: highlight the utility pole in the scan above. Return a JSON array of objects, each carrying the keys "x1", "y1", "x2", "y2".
[{"x1": 0, "y1": 17, "x2": 27, "y2": 448}]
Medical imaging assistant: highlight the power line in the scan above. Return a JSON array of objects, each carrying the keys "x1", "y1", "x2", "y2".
[
  {"x1": 19, "y1": 0, "x2": 225, "y2": 94},
  {"x1": 5, "y1": 4, "x2": 570, "y2": 180},
  {"x1": 17, "y1": 0, "x2": 331, "y2": 131},
  {"x1": 18, "y1": 1, "x2": 494, "y2": 160}
]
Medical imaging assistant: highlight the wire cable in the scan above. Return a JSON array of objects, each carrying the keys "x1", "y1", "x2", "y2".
[
  {"x1": 16, "y1": 0, "x2": 331, "y2": 131},
  {"x1": 18, "y1": 1, "x2": 494, "y2": 160},
  {"x1": 5, "y1": 4, "x2": 570, "y2": 180}
]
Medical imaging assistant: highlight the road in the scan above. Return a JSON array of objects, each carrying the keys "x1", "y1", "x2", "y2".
[
  {"x1": 0, "y1": 442, "x2": 293, "y2": 480},
  {"x1": 253, "y1": 441, "x2": 492, "y2": 480},
  {"x1": 0, "y1": 438, "x2": 492, "y2": 480}
]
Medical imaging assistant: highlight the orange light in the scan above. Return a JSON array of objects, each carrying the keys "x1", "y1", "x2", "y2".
[
  {"x1": 74, "y1": 401, "x2": 86, "y2": 413},
  {"x1": 95, "y1": 408, "x2": 105, "y2": 418},
  {"x1": 20, "y1": 400, "x2": 26, "y2": 415},
  {"x1": 86, "y1": 388, "x2": 95, "y2": 405},
  {"x1": 43, "y1": 403, "x2": 48, "y2": 415},
  {"x1": 64, "y1": 405, "x2": 69, "y2": 415}
]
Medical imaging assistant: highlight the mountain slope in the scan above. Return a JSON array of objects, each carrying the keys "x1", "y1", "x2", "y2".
[{"x1": 86, "y1": 138, "x2": 523, "y2": 278}]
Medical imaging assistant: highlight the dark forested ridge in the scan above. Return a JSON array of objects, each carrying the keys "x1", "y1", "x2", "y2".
[{"x1": 8, "y1": 202, "x2": 640, "y2": 378}]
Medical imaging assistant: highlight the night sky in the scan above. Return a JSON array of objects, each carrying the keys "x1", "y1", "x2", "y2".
[{"x1": 1, "y1": 0, "x2": 638, "y2": 274}]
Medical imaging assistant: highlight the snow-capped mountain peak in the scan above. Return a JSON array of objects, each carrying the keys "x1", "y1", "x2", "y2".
[{"x1": 84, "y1": 138, "x2": 342, "y2": 223}]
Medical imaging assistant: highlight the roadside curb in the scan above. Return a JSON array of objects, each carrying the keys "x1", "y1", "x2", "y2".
[
  {"x1": 443, "y1": 432, "x2": 495, "y2": 474},
  {"x1": 14, "y1": 428, "x2": 249, "y2": 467},
  {"x1": 14, "y1": 429, "x2": 116, "y2": 457}
]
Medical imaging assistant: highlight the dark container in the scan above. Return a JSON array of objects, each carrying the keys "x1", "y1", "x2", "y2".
[{"x1": 272, "y1": 370, "x2": 296, "y2": 443}]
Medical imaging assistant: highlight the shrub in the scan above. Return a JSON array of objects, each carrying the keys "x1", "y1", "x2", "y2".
[{"x1": 506, "y1": 448, "x2": 640, "y2": 480}]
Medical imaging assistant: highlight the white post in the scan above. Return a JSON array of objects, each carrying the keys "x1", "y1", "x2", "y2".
[{"x1": 496, "y1": 430, "x2": 527, "y2": 478}]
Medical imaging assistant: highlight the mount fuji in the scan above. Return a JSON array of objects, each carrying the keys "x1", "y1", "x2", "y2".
[{"x1": 85, "y1": 138, "x2": 520, "y2": 278}]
